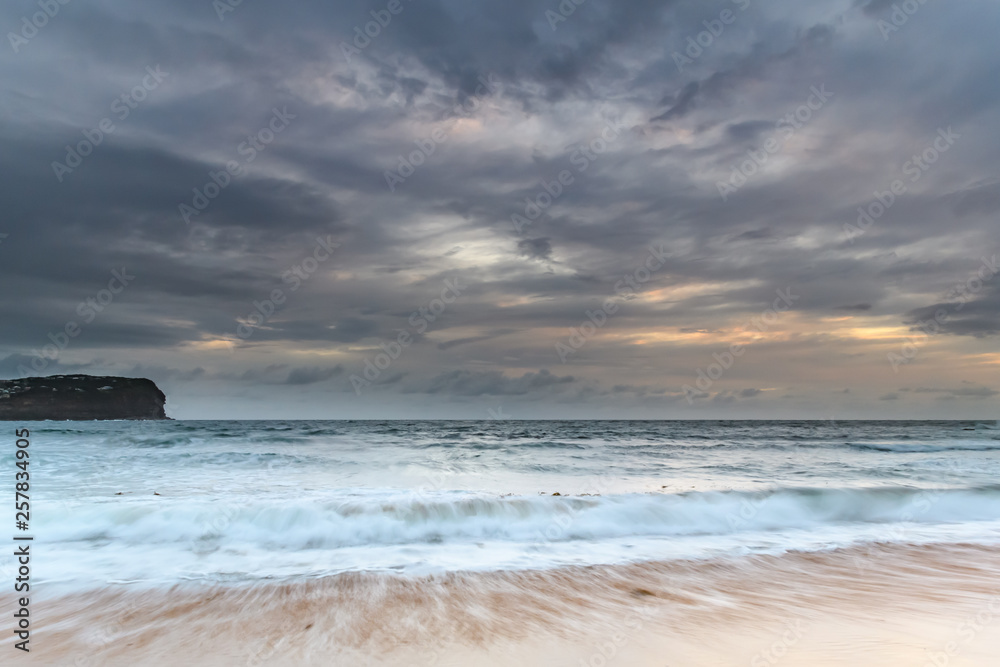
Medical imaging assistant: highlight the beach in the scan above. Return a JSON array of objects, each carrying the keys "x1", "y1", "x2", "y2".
[{"x1": 4, "y1": 542, "x2": 999, "y2": 666}]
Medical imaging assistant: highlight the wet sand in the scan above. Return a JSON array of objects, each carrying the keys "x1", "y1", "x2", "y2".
[{"x1": 4, "y1": 542, "x2": 999, "y2": 666}]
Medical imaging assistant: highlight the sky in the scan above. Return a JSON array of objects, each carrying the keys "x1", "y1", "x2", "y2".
[{"x1": 0, "y1": 0, "x2": 998, "y2": 419}]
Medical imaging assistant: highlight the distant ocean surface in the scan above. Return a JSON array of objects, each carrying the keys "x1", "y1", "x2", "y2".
[{"x1": 16, "y1": 419, "x2": 1000, "y2": 591}]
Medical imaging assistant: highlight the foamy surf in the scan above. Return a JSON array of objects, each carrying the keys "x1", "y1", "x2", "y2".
[{"x1": 30, "y1": 485, "x2": 1000, "y2": 588}]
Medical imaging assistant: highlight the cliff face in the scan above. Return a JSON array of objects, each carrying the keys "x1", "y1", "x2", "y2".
[{"x1": 0, "y1": 375, "x2": 168, "y2": 421}]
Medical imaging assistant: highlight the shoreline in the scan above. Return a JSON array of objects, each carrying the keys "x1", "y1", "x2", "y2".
[{"x1": 4, "y1": 542, "x2": 999, "y2": 665}]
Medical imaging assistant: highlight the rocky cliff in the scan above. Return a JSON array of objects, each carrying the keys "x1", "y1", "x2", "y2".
[{"x1": 0, "y1": 375, "x2": 168, "y2": 421}]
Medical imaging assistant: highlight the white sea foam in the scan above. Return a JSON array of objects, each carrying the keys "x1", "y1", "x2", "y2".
[
  {"x1": 27, "y1": 486, "x2": 1000, "y2": 589},
  {"x1": 11, "y1": 420, "x2": 1000, "y2": 590}
]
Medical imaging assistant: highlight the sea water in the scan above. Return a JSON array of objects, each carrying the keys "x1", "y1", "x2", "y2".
[{"x1": 8, "y1": 419, "x2": 1000, "y2": 592}]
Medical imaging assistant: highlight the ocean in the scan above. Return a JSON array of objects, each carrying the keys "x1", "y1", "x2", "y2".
[{"x1": 5, "y1": 420, "x2": 1000, "y2": 665}]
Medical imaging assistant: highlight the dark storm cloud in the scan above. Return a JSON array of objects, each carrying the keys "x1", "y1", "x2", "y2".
[
  {"x1": 652, "y1": 81, "x2": 699, "y2": 122},
  {"x1": 239, "y1": 365, "x2": 289, "y2": 382},
  {"x1": 857, "y1": 0, "x2": 901, "y2": 17},
  {"x1": 709, "y1": 389, "x2": 765, "y2": 405},
  {"x1": 725, "y1": 121, "x2": 775, "y2": 144},
  {"x1": 326, "y1": 319, "x2": 380, "y2": 344},
  {"x1": 285, "y1": 366, "x2": 345, "y2": 386},
  {"x1": 609, "y1": 384, "x2": 671, "y2": 397},
  {"x1": 437, "y1": 336, "x2": 497, "y2": 351},
  {"x1": 729, "y1": 228, "x2": 776, "y2": 242},
  {"x1": 947, "y1": 181, "x2": 1000, "y2": 219},
  {"x1": 0, "y1": 354, "x2": 98, "y2": 377},
  {"x1": 517, "y1": 237, "x2": 554, "y2": 261},
  {"x1": 1, "y1": 0, "x2": 998, "y2": 416},
  {"x1": 421, "y1": 369, "x2": 575, "y2": 396},
  {"x1": 127, "y1": 364, "x2": 207, "y2": 382},
  {"x1": 904, "y1": 281, "x2": 1000, "y2": 338}
]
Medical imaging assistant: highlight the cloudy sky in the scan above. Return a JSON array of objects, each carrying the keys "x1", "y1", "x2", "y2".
[{"x1": 1, "y1": 0, "x2": 998, "y2": 419}]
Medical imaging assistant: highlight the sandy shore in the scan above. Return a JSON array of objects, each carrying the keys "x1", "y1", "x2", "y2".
[{"x1": 3, "y1": 542, "x2": 999, "y2": 666}]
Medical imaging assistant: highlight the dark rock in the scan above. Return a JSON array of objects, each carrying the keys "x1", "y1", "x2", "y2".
[{"x1": 0, "y1": 375, "x2": 169, "y2": 421}]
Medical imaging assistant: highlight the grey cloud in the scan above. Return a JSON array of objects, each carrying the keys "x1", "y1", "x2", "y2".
[
  {"x1": 517, "y1": 237, "x2": 554, "y2": 261},
  {"x1": 422, "y1": 369, "x2": 575, "y2": 396},
  {"x1": 857, "y1": 0, "x2": 898, "y2": 16},
  {"x1": 951, "y1": 386, "x2": 999, "y2": 398},
  {"x1": 651, "y1": 81, "x2": 699, "y2": 122},
  {"x1": 1, "y1": 0, "x2": 998, "y2": 417},
  {"x1": 285, "y1": 366, "x2": 344, "y2": 385},
  {"x1": 730, "y1": 228, "x2": 776, "y2": 242},
  {"x1": 437, "y1": 336, "x2": 494, "y2": 351},
  {"x1": 725, "y1": 121, "x2": 774, "y2": 144},
  {"x1": 127, "y1": 365, "x2": 206, "y2": 382},
  {"x1": 904, "y1": 284, "x2": 1000, "y2": 338},
  {"x1": 911, "y1": 386, "x2": 998, "y2": 398},
  {"x1": 326, "y1": 319, "x2": 380, "y2": 344}
]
